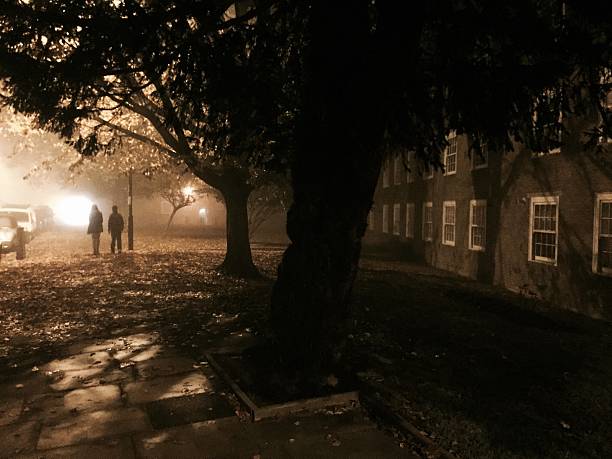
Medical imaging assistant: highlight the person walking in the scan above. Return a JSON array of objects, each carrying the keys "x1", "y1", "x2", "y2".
[
  {"x1": 108, "y1": 205, "x2": 125, "y2": 254},
  {"x1": 87, "y1": 204, "x2": 103, "y2": 256}
]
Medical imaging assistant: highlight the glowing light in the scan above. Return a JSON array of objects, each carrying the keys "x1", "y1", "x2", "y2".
[
  {"x1": 182, "y1": 186, "x2": 194, "y2": 197},
  {"x1": 198, "y1": 208, "x2": 207, "y2": 216},
  {"x1": 54, "y1": 196, "x2": 93, "y2": 226}
]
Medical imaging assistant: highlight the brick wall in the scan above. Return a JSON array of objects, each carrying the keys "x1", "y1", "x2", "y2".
[{"x1": 366, "y1": 125, "x2": 612, "y2": 320}]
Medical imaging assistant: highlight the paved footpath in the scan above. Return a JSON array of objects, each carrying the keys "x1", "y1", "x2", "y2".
[{"x1": 0, "y1": 331, "x2": 412, "y2": 458}]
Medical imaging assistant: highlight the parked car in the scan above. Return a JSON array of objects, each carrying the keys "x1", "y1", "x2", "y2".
[
  {"x1": 0, "y1": 206, "x2": 37, "y2": 240},
  {"x1": 0, "y1": 215, "x2": 19, "y2": 253}
]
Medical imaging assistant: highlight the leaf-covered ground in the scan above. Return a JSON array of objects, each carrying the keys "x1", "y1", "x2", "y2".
[
  {"x1": 2, "y1": 229, "x2": 611, "y2": 458},
  {"x1": 0, "y1": 228, "x2": 283, "y2": 375}
]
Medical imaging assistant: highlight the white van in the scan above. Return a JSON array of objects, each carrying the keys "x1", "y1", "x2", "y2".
[{"x1": 0, "y1": 207, "x2": 37, "y2": 239}]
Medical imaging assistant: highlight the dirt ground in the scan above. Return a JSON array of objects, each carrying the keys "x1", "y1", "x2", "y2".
[{"x1": 2, "y1": 228, "x2": 611, "y2": 459}]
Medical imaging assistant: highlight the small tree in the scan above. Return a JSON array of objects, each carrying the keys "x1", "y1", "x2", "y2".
[
  {"x1": 158, "y1": 177, "x2": 201, "y2": 233},
  {"x1": 248, "y1": 179, "x2": 291, "y2": 238}
]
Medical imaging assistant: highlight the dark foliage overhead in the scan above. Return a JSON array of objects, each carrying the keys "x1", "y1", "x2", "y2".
[{"x1": 1, "y1": 1, "x2": 610, "y2": 166}]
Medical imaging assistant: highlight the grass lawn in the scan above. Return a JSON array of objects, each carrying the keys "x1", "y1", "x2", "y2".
[
  {"x1": 351, "y1": 257, "x2": 612, "y2": 459},
  {"x1": 1, "y1": 229, "x2": 610, "y2": 458}
]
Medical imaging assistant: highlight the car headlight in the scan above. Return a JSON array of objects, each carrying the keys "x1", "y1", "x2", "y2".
[{"x1": 0, "y1": 229, "x2": 15, "y2": 243}]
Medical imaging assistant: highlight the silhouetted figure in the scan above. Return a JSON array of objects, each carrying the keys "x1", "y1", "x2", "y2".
[
  {"x1": 108, "y1": 205, "x2": 125, "y2": 254},
  {"x1": 87, "y1": 204, "x2": 103, "y2": 256}
]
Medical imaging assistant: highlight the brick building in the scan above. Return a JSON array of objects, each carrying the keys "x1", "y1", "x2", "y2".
[{"x1": 367, "y1": 118, "x2": 612, "y2": 320}]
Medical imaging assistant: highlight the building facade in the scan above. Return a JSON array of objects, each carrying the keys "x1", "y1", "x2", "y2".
[{"x1": 367, "y1": 119, "x2": 612, "y2": 320}]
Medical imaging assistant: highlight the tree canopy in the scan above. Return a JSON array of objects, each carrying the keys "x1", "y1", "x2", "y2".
[
  {"x1": 0, "y1": 0, "x2": 295, "y2": 276},
  {"x1": 2, "y1": 0, "x2": 612, "y2": 376}
]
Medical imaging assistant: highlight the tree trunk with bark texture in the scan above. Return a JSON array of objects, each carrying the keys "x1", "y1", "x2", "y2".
[
  {"x1": 192, "y1": 163, "x2": 259, "y2": 278},
  {"x1": 165, "y1": 208, "x2": 179, "y2": 233},
  {"x1": 270, "y1": 2, "x2": 386, "y2": 376},
  {"x1": 218, "y1": 182, "x2": 259, "y2": 278}
]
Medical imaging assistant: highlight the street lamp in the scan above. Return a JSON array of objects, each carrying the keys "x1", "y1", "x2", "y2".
[{"x1": 182, "y1": 185, "x2": 194, "y2": 197}]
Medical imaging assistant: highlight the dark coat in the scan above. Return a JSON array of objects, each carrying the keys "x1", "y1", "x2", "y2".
[
  {"x1": 108, "y1": 212, "x2": 125, "y2": 233},
  {"x1": 87, "y1": 210, "x2": 103, "y2": 234}
]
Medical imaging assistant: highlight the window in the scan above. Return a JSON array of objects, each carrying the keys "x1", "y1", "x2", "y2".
[
  {"x1": 472, "y1": 144, "x2": 488, "y2": 169},
  {"x1": 532, "y1": 90, "x2": 563, "y2": 156},
  {"x1": 593, "y1": 193, "x2": 612, "y2": 275},
  {"x1": 382, "y1": 160, "x2": 390, "y2": 188},
  {"x1": 423, "y1": 166, "x2": 434, "y2": 180},
  {"x1": 407, "y1": 152, "x2": 415, "y2": 183},
  {"x1": 469, "y1": 200, "x2": 487, "y2": 251},
  {"x1": 392, "y1": 203, "x2": 401, "y2": 235},
  {"x1": 405, "y1": 203, "x2": 415, "y2": 238},
  {"x1": 444, "y1": 132, "x2": 458, "y2": 175},
  {"x1": 598, "y1": 72, "x2": 612, "y2": 144},
  {"x1": 422, "y1": 202, "x2": 433, "y2": 241},
  {"x1": 442, "y1": 201, "x2": 456, "y2": 246},
  {"x1": 529, "y1": 196, "x2": 559, "y2": 264},
  {"x1": 382, "y1": 204, "x2": 389, "y2": 233},
  {"x1": 393, "y1": 156, "x2": 402, "y2": 185},
  {"x1": 367, "y1": 209, "x2": 374, "y2": 230}
]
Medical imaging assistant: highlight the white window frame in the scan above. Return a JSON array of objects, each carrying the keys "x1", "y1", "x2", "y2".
[
  {"x1": 442, "y1": 201, "x2": 456, "y2": 246},
  {"x1": 382, "y1": 159, "x2": 390, "y2": 188},
  {"x1": 393, "y1": 156, "x2": 402, "y2": 185},
  {"x1": 472, "y1": 144, "x2": 488, "y2": 170},
  {"x1": 422, "y1": 202, "x2": 433, "y2": 241},
  {"x1": 405, "y1": 203, "x2": 415, "y2": 238},
  {"x1": 468, "y1": 199, "x2": 487, "y2": 251},
  {"x1": 528, "y1": 195, "x2": 559, "y2": 265},
  {"x1": 392, "y1": 203, "x2": 401, "y2": 235},
  {"x1": 444, "y1": 131, "x2": 458, "y2": 175},
  {"x1": 382, "y1": 204, "x2": 389, "y2": 233},
  {"x1": 593, "y1": 192, "x2": 612, "y2": 276}
]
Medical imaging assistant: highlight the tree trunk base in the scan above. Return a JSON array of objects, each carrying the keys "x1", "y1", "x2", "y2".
[
  {"x1": 241, "y1": 340, "x2": 358, "y2": 401},
  {"x1": 216, "y1": 258, "x2": 261, "y2": 279}
]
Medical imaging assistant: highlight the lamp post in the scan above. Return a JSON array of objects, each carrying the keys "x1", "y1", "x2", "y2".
[{"x1": 128, "y1": 169, "x2": 134, "y2": 250}]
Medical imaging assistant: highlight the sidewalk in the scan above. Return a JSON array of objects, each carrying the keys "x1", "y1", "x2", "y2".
[{"x1": 0, "y1": 331, "x2": 410, "y2": 458}]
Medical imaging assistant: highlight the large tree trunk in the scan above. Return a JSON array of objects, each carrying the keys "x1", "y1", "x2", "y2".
[
  {"x1": 270, "y1": 167, "x2": 381, "y2": 375},
  {"x1": 218, "y1": 182, "x2": 259, "y2": 278},
  {"x1": 192, "y1": 163, "x2": 259, "y2": 278},
  {"x1": 269, "y1": 2, "x2": 387, "y2": 377}
]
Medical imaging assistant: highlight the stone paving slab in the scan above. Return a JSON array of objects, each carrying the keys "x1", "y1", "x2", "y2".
[
  {"x1": 145, "y1": 392, "x2": 236, "y2": 429},
  {"x1": 133, "y1": 411, "x2": 412, "y2": 459},
  {"x1": 48, "y1": 367, "x2": 131, "y2": 391},
  {"x1": 42, "y1": 351, "x2": 112, "y2": 374},
  {"x1": 135, "y1": 356, "x2": 199, "y2": 379},
  {"x1": 0, "y1": 421, "x2": 39, "y2": 459},
  {"x1": 65, "y1": 333, "x2": 159, "y2": 357},
  {"x1": 37, "y1": 407, "x2": 151, "y2": 450},
  {"x1": 134, "y1": 417, "x2": 258, "y2": 459},
  {"x1": 124, "y1": 371, "x2": 212, "y2": 405},
  {"x1": 116, "y1": 344, "x2": 168, "y2": 362},
  {"x1": 0, "y1": 373, "x2": 51, "y2": 399},
  {"x1": 246, "y1": 410, "x2": 374, "y2": 443},
  {"x1": 257, "y1": 426, "x2": 410, "y2": 458},
  {"x1": 15, "y1": 437, "x2": 135, "y2": 459},
  {"x1": 0, "y1": 398, "x2": 23, "y2": 426},
  {"x1": 0, "y1": 333, "x2": 409, "y2": 458},
  {"x1": 63, "y1": 384, "x2": 122, "y2": 413},
  {"x1": 23, "y1": 392, "x2": 73, "y2": 426},
  {"x1": 249, "y1": 411, "x2": 411, "y2": 458}
]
